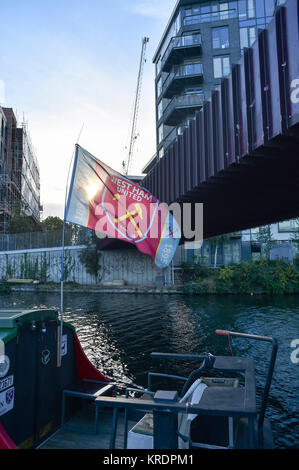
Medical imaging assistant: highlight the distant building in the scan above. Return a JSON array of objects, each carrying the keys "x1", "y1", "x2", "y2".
[
  {"x1": 0, "y1": 107, "x2": 8, "y2": 233},
  {"x1": 0, "y1": 107, "x2": 41, "y2": 233},
  {"x1": 143, "y1": 0, "x2": 286, "y2": 173},
  {"x1": 174, "y1": 221, "x2": 298, "y2": 267}
]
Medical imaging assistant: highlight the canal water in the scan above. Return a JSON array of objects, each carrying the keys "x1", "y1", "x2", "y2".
[{"x1": 0, "y1": 292, "x2": 298, "y2": 449}]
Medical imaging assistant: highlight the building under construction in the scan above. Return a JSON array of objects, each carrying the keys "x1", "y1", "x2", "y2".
[{"x1": 0, "y1": 106, "x2": 41, "y2": 233}]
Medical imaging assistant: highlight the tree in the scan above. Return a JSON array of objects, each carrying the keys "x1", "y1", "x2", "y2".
[
  {"x1": 8, "y1": 215, "x2": 41, "y2": 234},
  {"x1": 292, "y1": 219, "x2": 299, "y2": 257},
  {"x1": 78, "y1": 232, "x2": 104, "y2": 282},
  {"x1": 41, "y1": 216, "x2": 64, "y2": 231},
  {"x1": 256, "y1": 225, "x2": 273, "y2": 259}
]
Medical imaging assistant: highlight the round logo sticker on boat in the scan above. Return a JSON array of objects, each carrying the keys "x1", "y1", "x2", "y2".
[
  {"x1": 41, "y1": 349, "x2": 51, "y2": 365},
  {"x1": 0, "y1": 355, "x2": 10, "y2": 378}
]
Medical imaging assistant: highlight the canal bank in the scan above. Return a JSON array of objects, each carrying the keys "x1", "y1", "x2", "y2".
[
  {"x1": 6, "y1": 284, "x2": 183, "y2": 295},
  {"x1": 3, "y1": 257, "x2": 298, "y2": 296}
]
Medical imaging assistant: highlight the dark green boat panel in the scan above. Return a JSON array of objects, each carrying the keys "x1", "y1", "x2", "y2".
[
  {"x1": 0, "y1": 309, "x2": 78, "y2": 448},
  {"x1": 0, "y1": 308, "x2": 58, "y2": 329},
  {"x1": 0, "y1": 309, "x2": 76, "y2": 344},
  {"x1": 0, "y1": 327, "x2": 18, "y2": 344}
]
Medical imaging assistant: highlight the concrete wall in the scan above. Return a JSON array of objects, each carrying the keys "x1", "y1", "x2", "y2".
[{"x1": 0, "y1": 246, "x2": 172, "y2": 286}]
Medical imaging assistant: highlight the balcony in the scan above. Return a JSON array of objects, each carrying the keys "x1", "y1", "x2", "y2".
[
  {"x1": 183, "y1": 8, "x2": 238, "y2": 26},
  {"x1": 162, "y1": 63, "x2": 203, "y2": 99},
  {"x1": 163, "y1": 93, "x2": 204, "y2": 126},
  {"x1": 161, "y1": 34, "x2": 202, "y2": 73}
]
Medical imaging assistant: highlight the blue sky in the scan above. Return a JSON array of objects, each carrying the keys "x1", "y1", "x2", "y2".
[{"x1": 0, "y1": 0, "x2": 174, "y2": 218}]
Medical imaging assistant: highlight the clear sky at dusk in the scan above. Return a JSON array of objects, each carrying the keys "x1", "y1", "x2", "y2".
[{"x1": 0, "y1": 0, "x2": 175, "y2": 218}]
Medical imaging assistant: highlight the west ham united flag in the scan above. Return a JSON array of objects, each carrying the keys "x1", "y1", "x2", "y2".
[{"x1": 65, "y1": 145, "x2": 181, "y2": 269}]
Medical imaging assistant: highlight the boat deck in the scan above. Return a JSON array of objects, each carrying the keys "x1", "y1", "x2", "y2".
[{"x1": 39, "y1": 406, "x2": 132, "y2": 450}]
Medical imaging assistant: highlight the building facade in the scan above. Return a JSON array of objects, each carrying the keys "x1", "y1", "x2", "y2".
[
  {"x1": 143, "y1": 0, "x2": 285, "y2": 172},
  {"x1": 0, "y1": 107, "x2": 41, "y2": 233},
  {"x1": 0, "y1": 107, "x2": 8, "y2": 232},
  {"x1": 143, "y1": 0, "x2": 297, "y2": 263},
  {"x1": 174, "y1": 220, "x2": 298, "y2": 267}
]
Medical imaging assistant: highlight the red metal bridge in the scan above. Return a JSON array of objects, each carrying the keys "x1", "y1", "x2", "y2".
[{"x1": 142, "y1": 0, "x2": 299, "y2": 240}]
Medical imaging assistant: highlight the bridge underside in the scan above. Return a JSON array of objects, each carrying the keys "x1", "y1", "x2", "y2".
[
  {"x1": 180, "y1": 132, "x2": 299, "y2": 240},
  {"x1": 142, "y1": 0, "x2": 299, "y2": 241}
]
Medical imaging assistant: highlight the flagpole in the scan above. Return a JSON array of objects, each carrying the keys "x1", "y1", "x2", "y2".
[
  {"x1": 58, "y1": 143, "x2": 79, "y2": 367},
  {"x1": 58, "y1": 213, "x2": 66, "y2": 367}
]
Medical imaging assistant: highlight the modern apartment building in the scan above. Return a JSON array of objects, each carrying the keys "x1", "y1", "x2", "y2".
[
  {"x1": 142, "y1": 0, "x2": 297, "y2": 264},
  {"x1": 0, "y1": 106, "x2": 41, "y2": 233},
  {"x1": 143, "y1": 0, "x2": 285, "y2": 172}
]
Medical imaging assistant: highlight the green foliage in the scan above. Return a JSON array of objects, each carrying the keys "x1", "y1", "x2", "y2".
[
  {"x1": 8, "y1": 215, "x2": 42, "y2": 234},
  {"x1": 41, "y1": 216, "x2": 63, "y2": 231},
  {"x1": 182, "y1": 259, "x2": 299, "y2": 295},
  {"x1": 5, "y1": 254, "x2": 13, "y2": 278},
  {"x1": 180, "y1": 259, "x2": 210, "y2": 282},
  {"x1": 256, "y1": 226, "x2": 273, "y2": 258},
  {"x1": 218, "y1": 266, "x2": 234, "y2": 282},
  {"x1": 20, "y1": 253, "x2": 39, "y2": 280},
  {"x1": 292, "y1": 219, "x2": 299, "y2": 247},
  {"x1": 217, "y1": 259, "x2": 299, "y2": 295},
  {"x1": 62, "y1": 251, "x2": 76, "y2": 282},
  {"x1": 182, "y1": 281, "x2": 206, "y2": 295},
  {"x1": 78, "y1": 233, "x2": 104, "y2": 282},
  {"x1": 0, "y1": 283, "x2": 11, "y2": 294},
  {"x1": 39, "y1": 252, "x2": 50, "y2": 283}
]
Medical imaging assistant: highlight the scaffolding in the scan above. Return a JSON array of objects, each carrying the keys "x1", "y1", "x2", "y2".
[{"x1": 0, "y1": 109, "x2": 41, "y2": 233}]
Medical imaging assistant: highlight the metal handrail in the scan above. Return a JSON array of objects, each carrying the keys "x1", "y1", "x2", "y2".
[
  {"x1": 162, "y1": 63, "x2": 203, "y2": 97},
  {"x1": 147, "y1": 372, "x2": 188, "y2": 391},
  {"x1": 215, "y1": 329, "x2": 278, "y2": 448},
  {"x1": 161, "y1": 33, "x2": 202, "y2": 71},
  {"x1": 148, "y1": 352, "x2": 215, "y2": 396},
  {"x1": 163, "y1": 93, "x2": 204, "y2": 124},
  {"x1": 183, "y1": 8, "x2": 237, "y2": 26}
]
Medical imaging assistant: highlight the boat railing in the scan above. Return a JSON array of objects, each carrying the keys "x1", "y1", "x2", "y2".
[
  {"x1": 95, "y1": 330, "x2": 277, "y2": 449},
  {"x1": 95, "y1": 390, "x2": 257, "y2": 449},
  {"x1": 147, "y1": 352, "x2": 214, "y2": 393},
  {"x1": 216, "y1": 330, "x2": 278, "y2": 448}
]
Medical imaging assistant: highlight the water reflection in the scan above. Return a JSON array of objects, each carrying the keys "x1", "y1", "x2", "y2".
[{"x1": 0, "y1": 292, "x2": 297, "y2": 448}]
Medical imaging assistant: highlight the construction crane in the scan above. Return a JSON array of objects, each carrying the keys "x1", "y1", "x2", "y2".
[{"x1": 123, "y1": 36, "x2": 149, "y2": 175}]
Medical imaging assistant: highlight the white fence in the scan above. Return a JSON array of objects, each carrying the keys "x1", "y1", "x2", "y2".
[{"x1": 0, "y1": 246, "x2": 172, "y2": 287}]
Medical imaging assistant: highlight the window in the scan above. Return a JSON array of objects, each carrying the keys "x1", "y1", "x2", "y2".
[
  {"x1": 238, "y1": 0, "x2": 257, "y2": 20},
  {"x1": 278, "y1": 220, "x2": 297, "y2": 232},
  {"x1": 157, "y1": 77, "x2": 162, "y2": 97},
  {"x1": 180, "y1": 61, "x2": 203, "y2": 77},
  {"x1": 239, "y1": 0, "x2": 247, "y2": 19},
  {"x1": 249, "y1": 26, "x2": 256, "y2": 44},
  {"x1": 184, "y1": 87, "x2": 203, "y2": 95},
  {"x1": 212, "y1": 4, "x2": 220, "y2": 20},
  {"x1": 182, "y1": 31, "x2": 201, "y2": 46},
  {"x1": 158, "y1": 124, "x2": 163, "y2": 144},
  {"x1": 220, "y1": 2, "x2": 229, "y2": 19},
  {"x1": 229, "y1": 1, "x2": 238, "y2": 17},
  {"x1": 240, "y1": 26, "x2": 256, "y2": 48},
  {"x1": 212, "y1": 27, "x2": 229, "y2": 49},
  {"x1": 200, "y1": 5, "x2": 211, "y2": 22},
  {"x1": 265, "y1": 0, "x2": 275, "y2": 16},
  {"x1": 213, "y1": 56, "x2": 230, "y2": 78},
  {"x1": 247, "y1": 0, "x2": 255, "y2": 18},
  {"x1": 256, "y1": 0, "x2": 265, "y2": 18},
  {"x1": 157, "y1": 100, "x2": 163, "y2": 121},
  {"x1": 156, "y1": 56, "x2": 161, "y2": 77}
]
